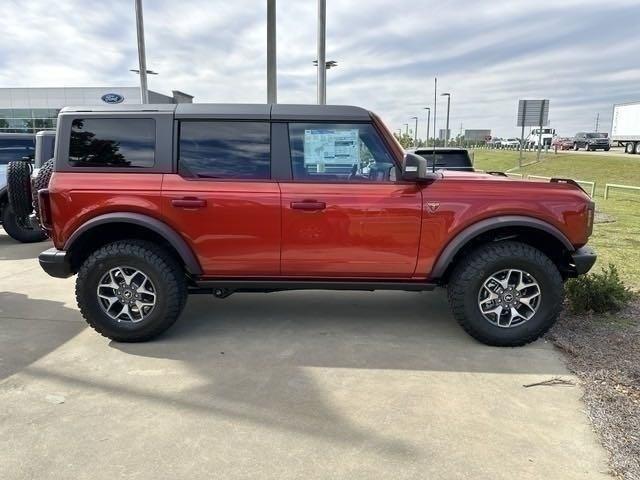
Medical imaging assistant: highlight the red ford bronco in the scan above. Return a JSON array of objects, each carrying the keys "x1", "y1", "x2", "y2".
[{"x1": 37, "y1": 104, "x2": 596, "y2": 346}]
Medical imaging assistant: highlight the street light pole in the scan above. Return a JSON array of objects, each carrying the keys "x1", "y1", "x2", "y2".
[
  {"x1": 441, "y1": 92, "x2": 451, "y2": 147},
  {"x1": 134, "y1": 0, "x2": 149, "y2": 104},
  {"x1": 404, "y1": 123, "x2": 409, "y2": 137},
  {"x1": 423, "y1": 107, "x2": 430, "y2": 148},
  {"x1": 410, "y1": 116, "x2": 418, "y2": 147},
  {"x1": 267, "y1": 0, "x2": 277, "y2": 103},
  {"x1": 317, "y1": 0, "x2": 326, "y2": 104}
]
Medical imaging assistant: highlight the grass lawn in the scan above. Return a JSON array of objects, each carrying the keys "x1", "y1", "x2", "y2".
[{"x1": 472, "y1": 150, "x2": 640, "y2": 288}]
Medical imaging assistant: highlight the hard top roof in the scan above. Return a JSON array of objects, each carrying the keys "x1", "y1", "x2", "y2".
[{"x1": 60, "y1": 103, "x2": 372, "y2": 121}]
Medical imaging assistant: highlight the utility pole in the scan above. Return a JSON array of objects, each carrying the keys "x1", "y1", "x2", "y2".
[
  {"x1": 595, "y1": 112, "x2": 600, "y2": 133},
  {"x1": 441, "y1": 92, "x2": 451, "y2": 147},
  {"x1": 316, "y1": 0, "x2": 326, "y2": 104},
  {"x1": 404, "y1": 123, "x2": 409, "y2": 137},
  {"x1": 433, "y1": 77, "x2": 437, "y2": 166},
  {"x1": 423, "y1": 107, "x2": 430, "y2": 148},
  {"x1": 411, "y1": 116, "x2": 418, "y2": 147},
  {"x1": 267, "y1": 0, "x2": 277, "y2": 103},
  {"x1": 134, "y1": 0, "x2": 149, "y2": 103}
]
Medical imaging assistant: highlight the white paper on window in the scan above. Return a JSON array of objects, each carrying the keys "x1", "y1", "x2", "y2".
[{"x1": 303, "y1": 129, "x2": 360, "y2": 170}]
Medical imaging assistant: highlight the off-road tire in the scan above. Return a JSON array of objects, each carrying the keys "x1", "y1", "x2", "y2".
[
  {"x1": 447, "y1": 241, "x2": 563, "y2": 347},
  {"x1": 7, "y1": 160, "x2": 33, "y2": 218},
  {"x1": 76, "y1": 240, "x2": 188, "y2": 342},
  {"x1": 1, "y1": 206, "x2": 47, "y2": 243},
  {"x1": 31, "y1": 158, "x2": 55, "y2": 221}
]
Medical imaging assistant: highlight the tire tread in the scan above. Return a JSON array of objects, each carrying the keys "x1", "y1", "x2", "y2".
[
  {"x1": 447, "y1": 241, "x2": 563, "y2": 347},
  {"x1": 75, "y1": 240, "x2": 187, "y2": 342}
]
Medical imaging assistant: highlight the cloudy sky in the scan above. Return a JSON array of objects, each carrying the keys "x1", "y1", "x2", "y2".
[{"x1": 1, "y1": 0, "x2": 638, "y2": 137}]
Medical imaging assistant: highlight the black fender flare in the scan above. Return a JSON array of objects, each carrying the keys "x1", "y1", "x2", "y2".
[
  {"x1": 430, "y1": 215, "x2": 574, "y2": 279},
  {"x1": 64, "y1": 212, "x2": 203, "y2": 275}
]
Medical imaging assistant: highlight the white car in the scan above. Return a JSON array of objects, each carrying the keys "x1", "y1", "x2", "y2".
[{"x1": 502, "y1": 138, "x2": 520, "y2": 148}]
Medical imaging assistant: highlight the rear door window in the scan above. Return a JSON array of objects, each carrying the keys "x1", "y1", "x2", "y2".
[
  {"x1": 68, "y1": 118, "x2": 155, "y2": 167},
  {"x1": 178, "y1": 121, "x2": 271, "y2": 179}
]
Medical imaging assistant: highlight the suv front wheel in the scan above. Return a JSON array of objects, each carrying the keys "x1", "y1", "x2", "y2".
[
  {"x1": 447, "y1": 241, "x2": 563, "y2": 347},
  {"x1": 76, "y1": 240, "x2": 187, "y2": 342}
]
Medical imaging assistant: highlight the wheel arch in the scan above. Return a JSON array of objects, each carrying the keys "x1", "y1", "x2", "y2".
[
  {"x1": 64, "y1": 212, "x2": 203, "y2": 276},
  {"x1": 430, "y1": 215, "x2": 574, "y2": 282}
]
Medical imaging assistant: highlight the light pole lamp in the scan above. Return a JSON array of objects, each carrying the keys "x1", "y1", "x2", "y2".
[
  {"x1": 313, "y1": 60, "x2": 337, "y2": 103},
  {"x1": 410, "y1": 116, "x2": 418, "y2": 147},
  {"x1": 441, "y1": 92, "x2": 451, "y2": 147},
  {"x1": 403, "y1": 123, "x2": 409, "y2": 136},
  {"x1": 423, "y1": 107, "x2": 430, "y2": 147},
  {"x1": 313, "y1": 60, "x2": 338, "y2": 69}
]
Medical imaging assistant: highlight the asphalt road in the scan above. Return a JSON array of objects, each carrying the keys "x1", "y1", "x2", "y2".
[{"x1": 0, "y1": 229, "x2": 610, "y2": 479}]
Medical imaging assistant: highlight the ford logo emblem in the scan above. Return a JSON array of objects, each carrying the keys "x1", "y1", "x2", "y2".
[{"x1": 101, "y1": 93, "x2": 124, "y2": 104}]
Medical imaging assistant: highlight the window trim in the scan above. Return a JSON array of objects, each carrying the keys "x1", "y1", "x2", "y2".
[
  {"x1": 285, "y1": 120, "x2": 402, "y2": 184},
  {"x1": 55, "y1": 111, "x2": 173, "y2": 174},
  {"x1": 176, "y1": 119, "x2": 273, "y2": 182}
]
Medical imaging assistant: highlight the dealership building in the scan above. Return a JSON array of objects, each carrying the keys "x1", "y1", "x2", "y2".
[{"x1": 0, "y1": 87, "x2": 193, "y2": 134}]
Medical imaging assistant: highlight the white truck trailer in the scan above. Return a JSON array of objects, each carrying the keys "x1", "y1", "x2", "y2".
[{"x1": 611, "y1": 102, "x2": 640, "y2": 154}]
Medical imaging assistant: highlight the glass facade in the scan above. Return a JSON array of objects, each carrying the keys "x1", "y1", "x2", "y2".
[{"x1": 0, "y1": 108, "x2": 58, "y2": 133}]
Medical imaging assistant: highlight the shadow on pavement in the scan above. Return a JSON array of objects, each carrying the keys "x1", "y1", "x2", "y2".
[
  {"x1": 4, "y1": 289, "x2": 572, "y2": 463},
  {"x1": 0, "y1": 229, "x2": 51, "y2": 261},
  {"x1": 0, "y1": 291, "x2": 85, "y2": 381},
  {"x1": 114, "y1": 290, "x2": 564, "y2": 375}
]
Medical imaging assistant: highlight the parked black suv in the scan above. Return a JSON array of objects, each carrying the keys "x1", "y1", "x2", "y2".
[
  {"x1": 409, "y1": 147, "x2": 474, "y2": 172},
  {"x1": 573, "y1": 132, "x2": 610, "y2": 151}
]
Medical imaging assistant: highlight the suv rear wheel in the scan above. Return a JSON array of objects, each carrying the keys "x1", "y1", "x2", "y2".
[
  {"x1": 76, "y1": 240, "x2": 187, "y2": 342},
  {"x1": 447, "y1": 241, "x2": 563, "y2": 347}
]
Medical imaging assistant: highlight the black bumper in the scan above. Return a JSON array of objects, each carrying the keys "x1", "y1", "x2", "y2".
[
  {"x1": 39, "y1": 248, "x2": 73, "y2": 278},
  {"x1": 571, "y1": 246, "x2": 597, "y2": 276}
]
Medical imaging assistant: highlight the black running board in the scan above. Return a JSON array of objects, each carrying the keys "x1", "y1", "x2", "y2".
[{"x1": 191, "y1": 279, "x2": 437, "y2": 295}]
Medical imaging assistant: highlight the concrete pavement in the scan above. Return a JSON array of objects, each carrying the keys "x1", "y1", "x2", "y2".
[{"x1": 0, "y1": 229, "x2": 610, "y2": 479}]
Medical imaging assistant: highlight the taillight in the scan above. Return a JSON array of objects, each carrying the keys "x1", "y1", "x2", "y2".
[{"x1": 38, "y1": 189, "x2": 52, "y2": 230}]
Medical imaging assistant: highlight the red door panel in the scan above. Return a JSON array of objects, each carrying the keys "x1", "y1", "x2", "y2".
[
  {"x1": 162, "y1": 175, "x2": 281, "y2": 276},
  {"x1": 280, "y1": 183, "x2": 422, "y2": 278}
]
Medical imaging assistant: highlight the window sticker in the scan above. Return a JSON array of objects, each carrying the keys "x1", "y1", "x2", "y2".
[{"x1": 303, "y1": 129, "x2": 360, "y2": 172}]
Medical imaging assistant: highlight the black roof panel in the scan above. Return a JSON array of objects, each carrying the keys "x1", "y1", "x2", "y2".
[
  {"x1": 271, "y1": 104, "x2": 371, "y2": 122},
  {"x1": 176, "y1": 103, "x2": 270, "y2": 120}
]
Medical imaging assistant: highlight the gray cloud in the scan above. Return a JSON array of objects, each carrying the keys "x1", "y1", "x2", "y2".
[{"x1": 0, "y1": 0, "x2": 638, "y2": 137}]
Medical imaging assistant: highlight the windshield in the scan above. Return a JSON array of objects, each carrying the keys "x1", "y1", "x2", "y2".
[{"x1": 586, "y1": 133, "x2": 608, "y2": 138}]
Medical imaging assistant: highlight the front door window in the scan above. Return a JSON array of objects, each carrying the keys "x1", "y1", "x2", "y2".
[{"x1": 288, "y1": 123, "x2": 398, "y2": 183}]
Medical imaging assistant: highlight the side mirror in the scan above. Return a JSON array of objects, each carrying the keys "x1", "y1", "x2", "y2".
[{"x1": 402, "y1": 153, "x2": 437, "y2": 182}]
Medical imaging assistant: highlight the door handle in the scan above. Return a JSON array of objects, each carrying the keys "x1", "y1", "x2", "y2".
[
  {"x1": 290, "y1": 200, "x2": 326, "y2": 211},
  {"x1": 171, "y1": 197, "x2": 207, "y2": 209}
]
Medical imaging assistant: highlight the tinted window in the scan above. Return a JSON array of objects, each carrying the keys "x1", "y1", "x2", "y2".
[
  {"x1": 415, "y1": 151, "x2": 472, "y2": 170},
  {"x1": 69, "y1": 118, "x2": 155, "y2": 167},
  {"x1": 179, "y1": 122, "x2": 270, "y2": 179},
  {"x1": 288, "y1": 123, "x2": 397, "y2": 182},
  {"x1": 0, "y1": 138, "x2": 35, "y2": 165}
]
